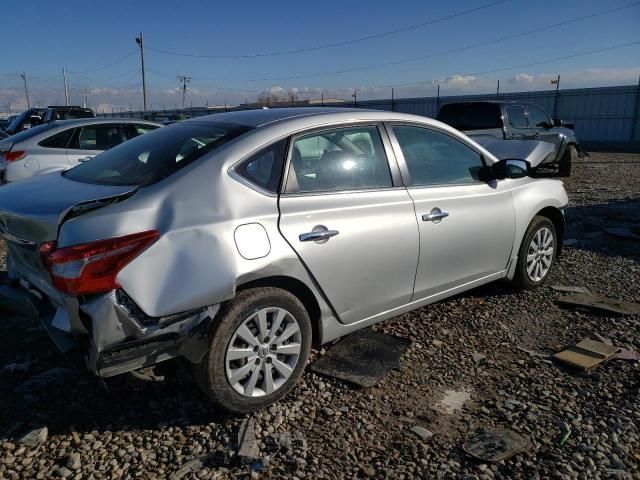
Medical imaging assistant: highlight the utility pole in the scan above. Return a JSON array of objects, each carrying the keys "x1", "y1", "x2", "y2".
[
  {"x1": 177, "y1": 76, "x2": 191, "y2": 110},
  {"x1": 20, "y1": 72, "x2": 30, "y2": 108},
  {"x1": 135, "y1": 33, "x2": 148, "y2": 111},
  {"x1": 391, "y1": 87, "x2": 395, "y2": 111},
  {"x1": 496, "y1": 80, "x2": 500, "y2": 98},
  {"x1": 352, "y1": 90, "x2": 357, "y2": 107},
  {"x1": 436, "y1": 83, "x2": 440, "y2": 114},
  {"x1": 552, "y1": 74, "x2": 561, "y2": 118},
  {"x1": 82, "y1": 87, "x2": 89, "y2": 108},
  {"x1": 63, "y1": 67, "x2": 70, "y2": 106}
]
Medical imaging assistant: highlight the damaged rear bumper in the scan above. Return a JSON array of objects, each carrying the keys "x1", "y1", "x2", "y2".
[{"x1": 0, "y1": 275, "x2": 218, "y2": 377}]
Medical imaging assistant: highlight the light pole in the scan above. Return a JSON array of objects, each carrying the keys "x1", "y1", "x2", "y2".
[{"x1": 135, "y1": 33, "x2": 148, "y2": 111}]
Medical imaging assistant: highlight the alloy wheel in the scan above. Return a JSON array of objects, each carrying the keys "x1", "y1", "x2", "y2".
[
  {"x1": 225, "y1": 307, "x2": 302, "y2": 397},
  {"x1": 526, "y1": 226, "x2": 554, "y2": 282}
]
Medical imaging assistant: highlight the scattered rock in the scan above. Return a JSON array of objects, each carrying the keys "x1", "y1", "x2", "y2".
[
  {"x1": 472, "y1": 352, "x2": 486, "y2": 364},
  {"x1": 65, "y1": 452, "x2": 81, "y2": 470},
  {"x1": 410, "y1": 426, "x2": 434, "y2": 441},
  {"x1": 18, "y1": 426, "x2": 48, "y2": 447}
]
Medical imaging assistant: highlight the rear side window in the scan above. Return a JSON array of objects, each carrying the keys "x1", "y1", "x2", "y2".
[
  {"x1": 506, "y1": 106, "x2": 527, "y2": 128},
  {"x1": 437, "y1": 103, "x2": 501, "y2": 130},
  {"x1": 287, "y1": 125, "x2": 392, "y2": 193},
  {"x1": 236, "y1": 139, "x2": 287, "y2": 193},
  {"x1": 63, "y1": 122, "x2": 251, "y2": 186},
  {"x1": 39, "y1": 128, "x2": 74, "y2": 148}
]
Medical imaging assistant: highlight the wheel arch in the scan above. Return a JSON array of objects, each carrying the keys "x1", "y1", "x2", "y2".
[
  {"x1": 236, "y1": 275, "x2": 322, "y2": 346},
  {"x1": 536, "y1": 206, "x2": 565, "y2": 256}
]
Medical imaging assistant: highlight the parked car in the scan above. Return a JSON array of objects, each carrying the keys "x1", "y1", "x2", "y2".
[
  {"x1": 0, "y1": 108, "x2": 568, "y2": 412},
  {"x1": 436, "y1": 101, "x2": 584, "y2": 177},
  {"x1": 0, "y1": 118, "x2": 161, "y2": 183},
  {"x1": 0, "y1": 118, "x2": 9, "y2": 132},
  {"x1": 5, "y1": 106, "x2": 95, "y2": 135}
]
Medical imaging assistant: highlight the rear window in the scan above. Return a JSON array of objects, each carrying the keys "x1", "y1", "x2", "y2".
[
  {"x1": 437, "y1": 103, "x2": 502, "y2": 130},
  {"x1": 62, "y1": 122, "x2": 252, "y2": 186},
  {"x1": 1, "y1": 123, "x2": 59, "y2": 144},
  {"x1": 52, "y1": 109, "x2": 95, "y2": 120}
]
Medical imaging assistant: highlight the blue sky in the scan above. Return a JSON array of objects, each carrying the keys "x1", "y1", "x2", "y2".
[{"x1": 1, "y1": 0, "x2": 639, "y2": 111}]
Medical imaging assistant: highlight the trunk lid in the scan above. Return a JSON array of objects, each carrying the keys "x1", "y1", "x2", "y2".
[
  {"x1": 0, "y1": 172, "x2": 136, "y2": 243},
  {"x1": 0, "y1": 172, "x2": 137, "y2": 294}
]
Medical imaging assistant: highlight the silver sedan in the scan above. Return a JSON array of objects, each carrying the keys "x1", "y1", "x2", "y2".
[
  {"x1": 0, "y1": 108, "x2": 568, "y2": 412},
  {"x1": 0, "y1": 118, "x2": 160, "y2": 183}
]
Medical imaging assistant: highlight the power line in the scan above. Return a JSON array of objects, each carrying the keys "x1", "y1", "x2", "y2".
[
  {"x1": 146, "y1": 41, "x2": 640, "y2": 96},
  {"x1": 235, "y1": 2, "x2": 640, "y2": 82},
  {"x1": 68, "y1": 50, "x2": 137, "y2": 74},
  {"x1": 145, "y1": 0, "x2": 508, "y2": 59}
]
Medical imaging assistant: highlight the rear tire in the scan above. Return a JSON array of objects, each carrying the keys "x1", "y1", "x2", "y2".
[
  {"x1": 513, "y1": 216, "x2": 557, "y2": 290},
  {"x1": 558, "y1": 144, "x2": 576, "y2": 177},
  {"x1": 194, "y1": 287, "x2": 311, "y2": 413}
]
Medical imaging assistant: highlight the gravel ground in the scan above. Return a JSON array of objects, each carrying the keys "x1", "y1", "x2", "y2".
[{"x1": 0, "y1": 152, "x2": 639, "y2": 480}]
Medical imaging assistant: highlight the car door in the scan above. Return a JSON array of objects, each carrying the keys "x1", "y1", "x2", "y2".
[
  {"x1": 278, "y1": 123, "x2": 420, "y2": 325},
  {"x1": 387, "y1": 123, "x2": 515, "y2": 300},
  {"x1": 526, "y1": 105, "x2": 562, "y2": 153},
  {"x1": 504, "y1": 105, "x2": 529, "y2": 140},
  {"x1": 66, "y1": 123, "x2": 127, "y2": 166}
]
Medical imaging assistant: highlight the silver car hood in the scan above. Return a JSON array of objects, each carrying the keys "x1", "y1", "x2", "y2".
[
  {"x1": 475, "y1": 139, "x2": 556, "y2": 168},
  {"x1": 0, "y1": 172, "x2": 136, "y2": 242}
]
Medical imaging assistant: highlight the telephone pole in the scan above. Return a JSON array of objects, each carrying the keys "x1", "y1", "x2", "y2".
[
  {"x1": 63, "y1": 67, "x2": 70, "y2": 106},
  {"x1": 135, "y1": 32, "x2": 148, "y2": 111},
  {"x1": 81, "y1": 87, "x2": 89, "y2": 108},
  {"x1": 177, "y1": 76, "x2": 191, "y2": 110},
  {"x1": 20, "y1": 72, "x2": 30, "y2": 108}
]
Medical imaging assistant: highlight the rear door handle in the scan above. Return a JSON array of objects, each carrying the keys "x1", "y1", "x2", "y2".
[
  {"x1": 299, "y1": 229, "x2": 339, "y2": 242},
  {"x1": 422, "y1": 208, "x2": 449, "y2": 223}
]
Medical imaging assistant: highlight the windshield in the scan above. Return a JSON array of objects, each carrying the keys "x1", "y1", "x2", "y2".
[{"x1": 63, "y1": 122, "x2": 252, "y2": 186}]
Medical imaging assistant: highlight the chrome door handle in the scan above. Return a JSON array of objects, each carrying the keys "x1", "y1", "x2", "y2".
[
  {"x1": 422, "y1": 209, "x2": 449, "y2": 223},
  {"x1": 299, "y1": 229, "x2": 339, "y2": 242}
]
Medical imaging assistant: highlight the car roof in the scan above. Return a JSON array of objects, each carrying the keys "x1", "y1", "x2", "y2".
[
  {"x1": 48, "y1": 118, "x2": 162, "y2": 128},
  {"x1": 441, "y1": 100, "x2": 538, "y2": 106},
  {"x1": 181, "y1": 107, "x2": 434, "y2": 128}
]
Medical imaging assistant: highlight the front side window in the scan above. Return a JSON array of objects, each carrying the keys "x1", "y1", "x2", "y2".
[
  {"x1": 63, "y1": 122, "x2": 251, "y2": 186},
  {"x1": 288, "y1": 125, "x2": 392, "y2": 193},
  {"x1": 506, "y1": 106, "x2": 527, "y2": 128},
  {"x1": 236, "y1": 139, "x2": 287, "y2": 193},
  {"x1": 527, "y1": 106, "x2": 551, "y2": 128},
  {"x1": 393, "y1": 126, "x2": 484, "y2": 186}
]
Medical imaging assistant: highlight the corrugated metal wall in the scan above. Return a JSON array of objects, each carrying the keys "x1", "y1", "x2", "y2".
[
  {"x1": 101, "y1": 84, "x2": 640, "y2": 145},
  {"x1": 352, "y1": 85, "x2": 640, "y2": 144}
]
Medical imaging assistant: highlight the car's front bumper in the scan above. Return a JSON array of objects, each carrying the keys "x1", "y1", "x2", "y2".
[{"x1": 0, "y1": 274, "x2": 218, "y2": 377}]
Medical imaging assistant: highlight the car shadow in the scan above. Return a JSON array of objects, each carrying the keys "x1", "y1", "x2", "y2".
[{"x1": 563, "y1": 199, "x2": 640, "y2": 262}]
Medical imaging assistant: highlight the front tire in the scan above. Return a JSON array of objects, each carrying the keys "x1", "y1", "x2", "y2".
[
  {"x1": 558, "y1": 144, "x2": 576, "y2": 177},
  {"x1": 513, "y1": 216, "x2": 557, "y2": 290},
  {"x1": 194, "y1": 287, "x2": 311, "y2": 413}
]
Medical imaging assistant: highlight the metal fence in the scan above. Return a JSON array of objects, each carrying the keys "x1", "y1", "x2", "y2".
[{"x1": 100, "y1": 83, "x2": 640, "y2": 147}]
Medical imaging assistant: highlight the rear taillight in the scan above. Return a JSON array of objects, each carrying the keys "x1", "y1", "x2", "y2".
[
  {"x1": 44, "y1": 230, "x2": 159, "y2": 295},
  {"x1": 3, "y1": 150, "x2": 27, "y2": 163}
]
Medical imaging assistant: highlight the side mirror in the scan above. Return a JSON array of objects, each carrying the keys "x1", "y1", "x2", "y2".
[
  {"x1": 553, "y1": 118, "x2": 563, "y2": 127},
  {"x1": 490, "y1": 159, "x2": 531, "y2": 180}
]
